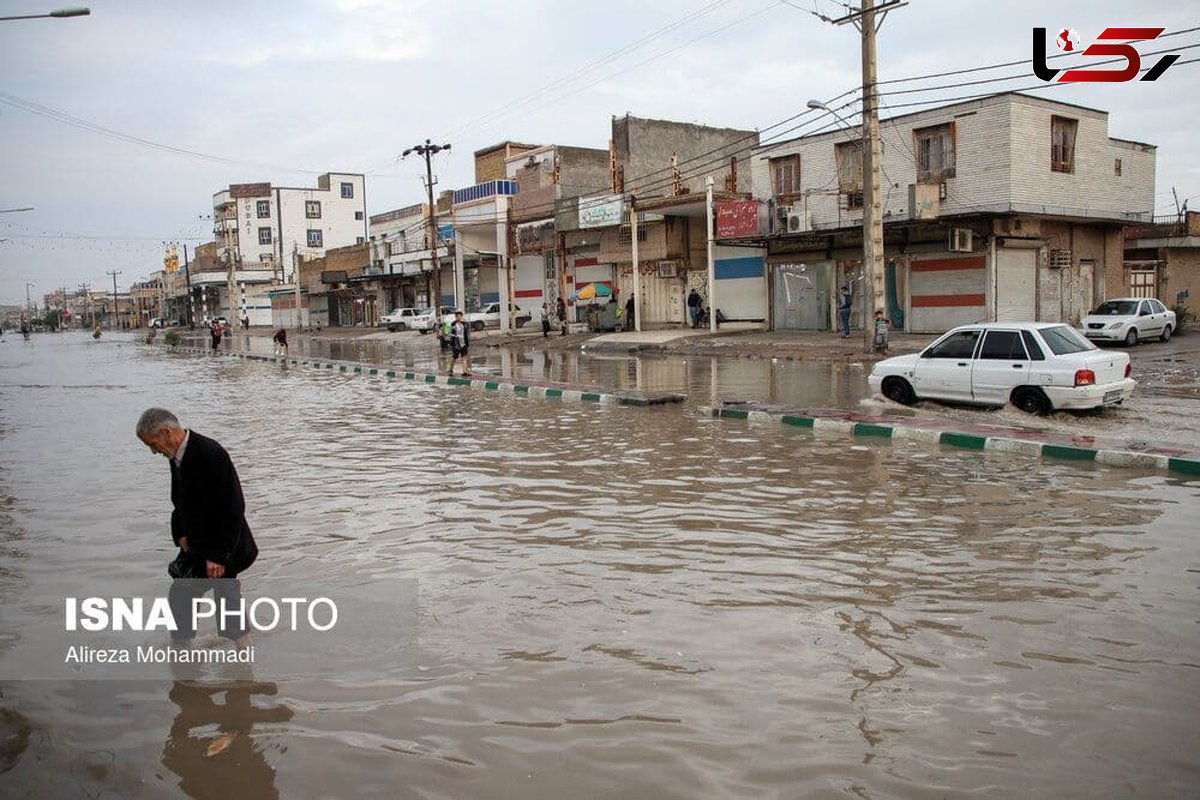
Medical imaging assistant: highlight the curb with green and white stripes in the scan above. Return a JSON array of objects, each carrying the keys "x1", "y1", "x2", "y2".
[
  {"x1": 166, "y1": 345, "x2": 681, "y2": 408},
  {"x1": 698, "y1": 405, "x2": 1200, "y2": 478}
]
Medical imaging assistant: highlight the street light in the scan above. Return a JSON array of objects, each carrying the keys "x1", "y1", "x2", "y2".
[
  {"x1": 806, "y1": 99, "x2": 856, "y2": 130},
  {"x1": 0, "y1": 7, "x2": 89, "y2": 21},
  {"x1": 0, "y1": 206, "x2": 35, "y2": 214}
]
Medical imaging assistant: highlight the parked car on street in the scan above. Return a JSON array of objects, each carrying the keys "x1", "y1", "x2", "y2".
[
  {"x1": 465, "y1": 302, "x2": 532, "y2": 331},
  {"x1": 414, "y1": 306, "x2": 455, "y2": 334},
  {"x1": 868, "y1": 322, "x2": 1135, "y2": 415},
  {"x1": 1080, "y1": 297, "x2": 1176, "y2": 346},
  {"x1": 380, "y1": 307, "x2": 422, "y2": 331}
]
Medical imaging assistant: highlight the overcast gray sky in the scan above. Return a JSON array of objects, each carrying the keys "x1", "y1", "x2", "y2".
[{"x1": 1, "y1": 0, "x2": 1196, "y2": 305}]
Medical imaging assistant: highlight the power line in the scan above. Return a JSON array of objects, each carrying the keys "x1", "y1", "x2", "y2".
[{"x1": 438, "y1": 0, "x2": 737, "y2": 140}]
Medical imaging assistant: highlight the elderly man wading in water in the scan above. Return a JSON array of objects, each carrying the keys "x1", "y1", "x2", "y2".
[{"x1": 136, "y1": 408, "x2": 258, "y2": 647}]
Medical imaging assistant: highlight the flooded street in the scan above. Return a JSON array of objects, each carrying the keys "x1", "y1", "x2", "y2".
[
  {"x1": 2, "y1": 333, "x2": 1199, "y2": 798},
  {"x1": 229, "y1": 328, "x2": 1200, "y2": 452}
]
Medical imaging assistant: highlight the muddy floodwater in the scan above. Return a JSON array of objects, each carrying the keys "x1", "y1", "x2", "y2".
[{"x1": 1, "y1": 334, "x2": 1198, "y2": 798}]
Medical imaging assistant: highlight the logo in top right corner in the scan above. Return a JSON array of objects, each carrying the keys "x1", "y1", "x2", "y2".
[{"x1": 1033, "y1": 26, "x2": 1180, "y2": 82}]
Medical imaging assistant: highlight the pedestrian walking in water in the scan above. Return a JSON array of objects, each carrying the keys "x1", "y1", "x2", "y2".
[
  {"x1": 837, "y1": 285, "x2": 853, "y2": 338},
  {"x1": 272, "y1": 328, "x2": 288, "y2": 355},
  {"x1": 135, "y1": 408, "x2": 258, "y2": 647},
  {"x1": 210, "y1": 320, "x2": 224, "y2": 351},
  {"x1": 449, "y1": 310, "x2": 470, "y2": 376}
]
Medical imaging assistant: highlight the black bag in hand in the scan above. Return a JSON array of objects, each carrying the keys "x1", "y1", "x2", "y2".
[{"x1": 167, "y1": 553, "x2": 205, "y2": 580}]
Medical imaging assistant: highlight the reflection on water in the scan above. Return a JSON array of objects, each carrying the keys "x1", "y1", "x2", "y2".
[
  {"x1": 1, "y1": 334, "x2": 1199, "y2": 798},
  {"x1": 163, "y1": 677, "x2": 292, "y2": 800}
]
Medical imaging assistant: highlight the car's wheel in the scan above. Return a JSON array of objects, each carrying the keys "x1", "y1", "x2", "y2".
[
  {"x1": 1012, "y1": 387, "x2": 1051, "y2": 416},
  {"x1": 1160, "y1": 324, "x2": 1172, "y2": 343},
  {"x1": 881, "y1": 376, "x2": 917, "y2": 406},
  {"x1": 386, "y1": 325, "x2": 398, "y2": 332},
  {"x1": 470, "y1": 321, "x2": 484, "y2": 332},
  {"x1": 418, "y1": 329, "x2": 428, "y2": 335},
  {"x1": 397, "y1": 322, "x2": 408, "y2": 331},
  {"x1": 1124, "y1": 327, "x2": 1138, "y2": 347}
]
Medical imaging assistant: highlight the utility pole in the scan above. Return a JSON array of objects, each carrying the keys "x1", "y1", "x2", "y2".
[
  {"x1": 107, "y1": 269, "x2": 122, "y2": 329},
  {"x1": 25, "y1": 281, "x2": 35, "y2": 317},
  {"x1": 402, "y1": 140, "x2": 451, "y2": 313},
  {"x1": 292, "y1": 242, "x2": 302, "y2": 330},
  {"x1": 831, "y1": 0, "x2": 904, "y2": 352},
  {"x1": 79, "y1": 282, "x2": 93, "y2": 329}
]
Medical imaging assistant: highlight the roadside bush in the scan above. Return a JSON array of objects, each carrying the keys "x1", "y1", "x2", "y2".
[{"x1": 164, "y1": 330, "x2": 181, "y2": 348}]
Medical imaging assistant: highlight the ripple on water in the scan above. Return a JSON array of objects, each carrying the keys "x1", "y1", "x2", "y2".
[{"x1": 0, "y1": 335, "x2": 1198, "y2": 798}]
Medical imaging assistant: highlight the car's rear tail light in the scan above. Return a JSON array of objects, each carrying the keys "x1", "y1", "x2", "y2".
[
  {"x1": 1124, "y1": 362, "x2": 1132, "y2": 378},
  {"x1": 1074, "y1": 369, "x2": 1096, "y2": 387}
]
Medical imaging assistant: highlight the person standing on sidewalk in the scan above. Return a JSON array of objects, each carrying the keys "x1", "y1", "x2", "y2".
[
  {"x1": 556, "y1": 296, "x2": 567, "y2": 336},
  {"x1": 687, "y1": 289, "x2": 702, "y2": 328},
  {"x1": 837, "y1": 285, "x2": 853, "y2": 338},
  {"x1": 541, "y1": 303, "x2": 552, "y2": 338},
  {"x1": 873, "y1": 310, "x2": 891, "y2": 354}
]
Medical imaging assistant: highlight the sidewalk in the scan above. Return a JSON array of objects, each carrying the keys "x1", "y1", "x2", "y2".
[{"x1": 218, "y1": 323, "x2": 929, "y2": 364}]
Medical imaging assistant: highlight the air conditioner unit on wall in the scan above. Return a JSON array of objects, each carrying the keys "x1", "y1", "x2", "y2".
[
  {"x1": 786, "y1": 210, "x2": 810, "y2": 234},
  {"x1": 949, "y1": 228, "x2": 973, "y2": 252}
]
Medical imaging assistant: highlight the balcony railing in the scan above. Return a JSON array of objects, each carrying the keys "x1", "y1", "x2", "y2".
[{"x1": 1125, "y1": 212, "x2": 1196, "y2": 240}]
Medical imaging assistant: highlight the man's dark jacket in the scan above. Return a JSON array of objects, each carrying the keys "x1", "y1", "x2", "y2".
[{"x1": 170, "y1": 431, "x2": 258, "y2": 576}]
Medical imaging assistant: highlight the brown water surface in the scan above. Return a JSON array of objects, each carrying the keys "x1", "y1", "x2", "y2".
[{"x1": 1, "y1": 333, "x2": 1198, "y2": 798}]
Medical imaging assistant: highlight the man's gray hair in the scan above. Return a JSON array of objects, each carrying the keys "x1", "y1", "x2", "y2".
[{"x1": 136, "y1": 408, "x2": 182, "y2": 437}]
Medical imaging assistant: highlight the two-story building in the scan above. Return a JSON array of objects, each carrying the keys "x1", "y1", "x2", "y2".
[{"x1": 750, "y1": 92, "x2": 1156, "y2": 333}]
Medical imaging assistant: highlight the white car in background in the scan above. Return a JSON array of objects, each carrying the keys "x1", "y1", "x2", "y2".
[
  {"x1": 465, "y1": 302, "x2": 532, "y2": 331},
  {"x1": 1080, "y1": 297, "x2": 1176, "y2": 346},
  {"x1": 380, "y1": 307, "x2": 422, "y2": 331},
  {"x1": 868, "y1": 322, "x2": 1135, "y2": 415},
  {"x1": 413, "y1": 306, "x2": 454, "y2": 334}
]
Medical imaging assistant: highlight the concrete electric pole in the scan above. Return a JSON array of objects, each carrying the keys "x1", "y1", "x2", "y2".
[
  {"x1": 401, "y1": 140, "x2": 451, "y2": 314},
  {"x1": 107, "y1": 269, "x2": 121, "y2": 329},
  {"x1": 831, "y1": 0, "x2": 904, "y2": 352}
]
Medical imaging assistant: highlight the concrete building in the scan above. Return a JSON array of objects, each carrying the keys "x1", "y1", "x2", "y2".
[
  {"x1": 211, "y1": 172, "x2": 367, "y2": 325},
  {"x1": 750, "y1": 92, "x2": 1155, "y2": 333},
  {"x1": 368, "y1": 195, "x2": 454, "y2": 313},
  {"x1": 474, "y1": 141, "x2": 540, "y2": 184},
  {"x1": 554, "y1": 115, "x2": 760, "y2": 327},
  {"x1": 279, "y1": 243, "x2": 372, "y2": 329},
  {"x1": 1123, "y1": 211, "x2": 1200, "y2": 321},
  {"x1": 507, "y1": 144, "x2": 610, "y2": 316}
]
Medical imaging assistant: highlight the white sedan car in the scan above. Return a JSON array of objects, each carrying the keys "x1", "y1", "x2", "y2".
[
  {"x1": 868, "y1": 323, "x2": 1135, "y2": 415},
  {"x1": 380, "y1": 307, "x2": 422, "y2": 331},
  {"x1": 465, "y1": 302, "x2": 532, "y2": 331},
  {"x1": 1080, "y1": 297, "x2": 1176, "y2": 346}
]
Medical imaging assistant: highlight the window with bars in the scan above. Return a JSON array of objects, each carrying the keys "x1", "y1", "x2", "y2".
[
  {"x1": 835, "y1": 141, "x2": 864, "y2": 210},
  {"x1": 1051, "y1": 116, "x2": 1077, "y2": 174},
  {"x1": 305, "y1": 200, "x2": 322, "y2": 219},
  {"x1": 617, "y1": 224, "x2": 648, "y2": 246},
  {"x1": 914, "y1": 122, "x2": 955, "y2": 183},
  {"x1": 307, "y1": 229, "x2": 323, "y2": 248},
  {"x1": 770, "y1": 154, "x2": 800, "y2": 199},
  {"x1": 1129, "y1": 270, "x2": 1156, "y2": 298},
  {"x1": 256, "y1": 200, "x2": 271, "y2": 218},
  {"x1": 257, "y1": 227, "x2": 272, "y2": 245}
]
